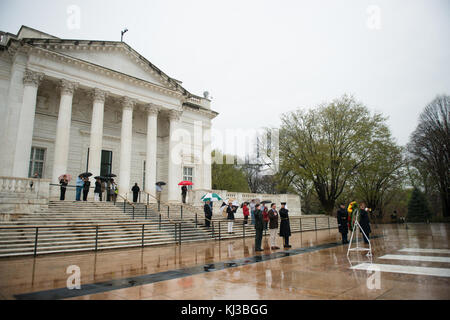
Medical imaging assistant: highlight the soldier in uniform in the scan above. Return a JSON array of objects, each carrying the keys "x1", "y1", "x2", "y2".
[
  {"x1": 254, "y1": 203, "x2": 264, "y2": 252},
  {"x1": 336, "y1": 203, "x2": 349, "y2": 244},
  {"x1": 359, "y1": 202, "x2": 371, "y2": 244},
  {"x1": 279, "y1": 202, "x2": 292, "y2": 248}
]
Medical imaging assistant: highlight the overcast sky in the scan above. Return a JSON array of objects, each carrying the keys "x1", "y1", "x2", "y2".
[{"x1": 1, "y1": 0, "x2": 449, "y2": 154}]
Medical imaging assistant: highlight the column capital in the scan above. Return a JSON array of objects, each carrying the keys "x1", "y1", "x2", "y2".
[
  {"x1": 121, "y1": 96, "x2": 136, "y2": 111},
  {"x1": 23, "y1": 69, "x2": 44, "y2": 88},
  {"x1": 90, "y1": 88, "x2": 108, "y2": 103},
  {"x1": 59, "y1": 79, "x2": 79, "y2": 96},
  {"x1": 168, "y1": 109, "x2": 182, "y2": 122},
  {"x1": 145, "y1": 103, "x2": 161, "y2": 116}
]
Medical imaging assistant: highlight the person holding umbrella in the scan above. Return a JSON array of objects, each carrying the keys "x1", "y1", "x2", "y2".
[
  {"x1": 204, "y1": 200, "x2": 212, "y2": 228},
  {"x1": 181, "y1": 185, "x2": 187, "y2": 203},
  {"x1": 132, "y1": 183, "x2": 140, "y2": 203},
  {"x1": 59, "y1": 174, "x2": 70, "y2": 201},
  {"x1": 279, "y1": 202, "x2": 292, "y2": 248},
  {"x1": 94, "y1": 177, "x2": 102, "y2": 202},
  {"x1": 82, "y1": 176, "x2": 90, "y2": 201}
]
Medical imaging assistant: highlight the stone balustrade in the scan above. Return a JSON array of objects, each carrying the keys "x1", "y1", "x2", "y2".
[
  {"x1": 0, "y1": 176, "x2": 50, "y2": 214},
  {"x1": 187, "y1": 189, "x2": 302, "y2": 216}
]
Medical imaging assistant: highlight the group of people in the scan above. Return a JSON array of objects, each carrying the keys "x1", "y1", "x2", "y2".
[
  {"x1": 336, "y1": 201, "x2": 371, "y2": 245},
  {"x1": 202, "y1": 199, "x2": 292, "y2": 252},
  {"x1": 59, "y1": 175, "x2": 118, "y2": 202}
]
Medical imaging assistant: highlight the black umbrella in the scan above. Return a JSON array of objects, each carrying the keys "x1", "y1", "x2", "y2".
[
  {"x1": 156, "y1": 181, "x2": 166, "y2": 186},
  {"x1": 105, "y1": 173, "x2": 117, "y2": 178},
  {"x1": 79, "y1": 172, "x2": 92, "y2": 178},
  {"x1": 261, "y1": 200, "x2": 272, "y2": 204}
]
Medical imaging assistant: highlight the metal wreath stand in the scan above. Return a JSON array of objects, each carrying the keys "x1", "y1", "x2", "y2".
[{"x1": 347, "y1": 208, "x2": 372, "y2": 257}]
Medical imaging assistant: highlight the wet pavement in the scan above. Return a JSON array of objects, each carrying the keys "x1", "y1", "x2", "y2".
[{"x1": 0, "y1": 223, "x2": 449, "y2": 300}]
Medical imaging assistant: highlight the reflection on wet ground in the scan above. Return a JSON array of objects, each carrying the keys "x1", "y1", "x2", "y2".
[{"x1": 0, "y1": 224, "x2": 449, "y2": 300}]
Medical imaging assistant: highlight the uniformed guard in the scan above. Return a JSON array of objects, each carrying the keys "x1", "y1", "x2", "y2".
[
  {"x1": 336, "y1": 203, "x2": 349, "y2": 244},
  {"x1": 279, "y1": 202, "x2": 292, "y2": 248}
]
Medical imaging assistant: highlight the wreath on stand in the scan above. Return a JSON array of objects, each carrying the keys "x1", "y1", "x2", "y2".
[{"x1": 347, "y1": 201, "x2": 359, "y2": 230}]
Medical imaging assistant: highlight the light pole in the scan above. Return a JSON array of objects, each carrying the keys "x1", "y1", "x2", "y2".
[{"x1": 121, "y1": 28, "x2": 128, "y2": 42}]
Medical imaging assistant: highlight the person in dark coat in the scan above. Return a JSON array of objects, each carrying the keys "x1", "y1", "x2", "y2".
[
  {"x1": 359, "y1": 202, "x2": 371, "y2": 243},
  {"x1": 82, "y1": 177, "x2": 90, "y2": 201},
  {"x1": 59, "y1": 176, "x2": 68, "y2": 201},
  {"x1": 204, "y1": 200, "x2": 212, "y2": 228},
  {"x1": 94, "y1": 178, "x2": 102, "y2": 202},
  {"x1": 279, "y1": 202, "x2": 292, "y2": 248},
  {"x1": 254, "y1": 203, "x2": 264, "y2": 252},
  {"x1": 131, "y1": 183, "x2": 140, "y2": 203},
  {"x1": 181, "y1": 185, "x2": 187, "y2": 203},
  {"x1": 226, "y1": 201, "x2": 235, "y2": 233},
  {"x1": 336, "y1": 203, "x2": 349, "y2": 244}
]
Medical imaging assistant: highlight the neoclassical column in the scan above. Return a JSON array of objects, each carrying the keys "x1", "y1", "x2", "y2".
[
  {"x1": 118, "y1": 97, "x2": 135, "y2": 197},
  {"x1": 145, "y1": 104, "x2": 160, "y2": 199},
  {"x1": 167, "y1": 109, "x2": 182, "y2": 202},
  {"x1": 202, "y1": 123, "x2": 212, "y2": 190},
  {"x1": 12, "y1": 69, "x2": 44, "y2": 177},
  {"x1": 51, "y1": 79, "x2": 78, "y2": 184},
  {"x1": 87, "y1": 88, "x2": 108, "y2": 179}
]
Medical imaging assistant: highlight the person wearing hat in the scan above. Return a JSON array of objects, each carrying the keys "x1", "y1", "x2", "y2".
[
  {"x1": 279, "y1": 202, "x2": 292, "y2": 248},
  {"x1": 268, "y1": 203, "x2": 280, "y2": 250},
  {"x1": 254, "y1": 203, "x2": 264, "y2": 252},
  {"x1": 336, "y1": 203, "x2": 349, "y2": 244}
]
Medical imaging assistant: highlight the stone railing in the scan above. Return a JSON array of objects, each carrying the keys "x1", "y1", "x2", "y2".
[
  {"x1": 187, "y1": 189, "x2": 302, "y2": 216},
  {"x1": 0, "y1": 176, "x2": 50, "y2": 214}
]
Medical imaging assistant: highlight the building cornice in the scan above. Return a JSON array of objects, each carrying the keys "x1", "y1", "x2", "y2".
[{"x1": 22, "y1": 44, "x2": 186, "y2": 100}]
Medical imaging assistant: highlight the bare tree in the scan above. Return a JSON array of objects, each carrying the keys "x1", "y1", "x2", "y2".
[{"x1": 408, "y1": 95, "x2": 450, "y2": 217}]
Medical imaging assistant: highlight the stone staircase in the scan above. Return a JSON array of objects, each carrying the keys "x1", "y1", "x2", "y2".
[
  {"x1": 0, "y1": 200, "x2": 338, "y2": 258},
  {"x1": 0, "y1": 201, "x2": 211, "y2": 257}
]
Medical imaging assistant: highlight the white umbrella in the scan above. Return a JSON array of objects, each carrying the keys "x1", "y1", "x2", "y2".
[{"x1": 200, "y1": 193, "x2": 223, "y2": 202}]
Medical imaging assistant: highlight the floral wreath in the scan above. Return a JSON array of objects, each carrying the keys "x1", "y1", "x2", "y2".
[{"x1": 347, "y1": 201, "x2": 359, "y2": 230}]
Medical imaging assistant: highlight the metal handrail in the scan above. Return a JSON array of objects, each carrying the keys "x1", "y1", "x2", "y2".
[{"x1": 0, "y1": 214, "x2": 338, "y2": 257}]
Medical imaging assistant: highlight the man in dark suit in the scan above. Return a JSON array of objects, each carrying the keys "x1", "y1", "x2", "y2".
[
  {"x1": 204, "y1": 200, "x2": 212, "y2": 228},
  {"x1": 337, "y1": 203, "x2": 349, "y2": 244},
  {"x1": 359, "y1": 202, "x2": 371, "y2": 244},
  {"x1": 254, "y1": 203, "x2": 264, "y2": 252}
]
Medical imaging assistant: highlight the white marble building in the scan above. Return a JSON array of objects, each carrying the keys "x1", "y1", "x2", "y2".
[{"x1": 0, "y1": 26, "x2": 217, "y2": 203}]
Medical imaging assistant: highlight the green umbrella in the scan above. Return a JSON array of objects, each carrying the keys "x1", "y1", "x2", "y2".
[{"x1": 201, "y1": 193, "x2": 223, "y2": 202}]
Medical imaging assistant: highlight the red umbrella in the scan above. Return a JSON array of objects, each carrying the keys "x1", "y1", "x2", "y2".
[
  {"x1": 178, "y1": 181, "x2": 193, "y2": 186},
  {"x1": 58, "y1": 174, "x2": 72, "y2": 182}
]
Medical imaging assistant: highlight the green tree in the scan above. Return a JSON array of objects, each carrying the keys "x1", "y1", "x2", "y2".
[
  {"x1": 353, "y1": 136, "x2": 406, "y2": 220},
  {"x1": 407, "y1": 187, "x2": 431, "y2": 222},
  {"x1": 278, "y1": 94, "x2": 390, "y2": 214},
  {"x1": 211, "y1": 150, "x2": 250, "y2": 192}
]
